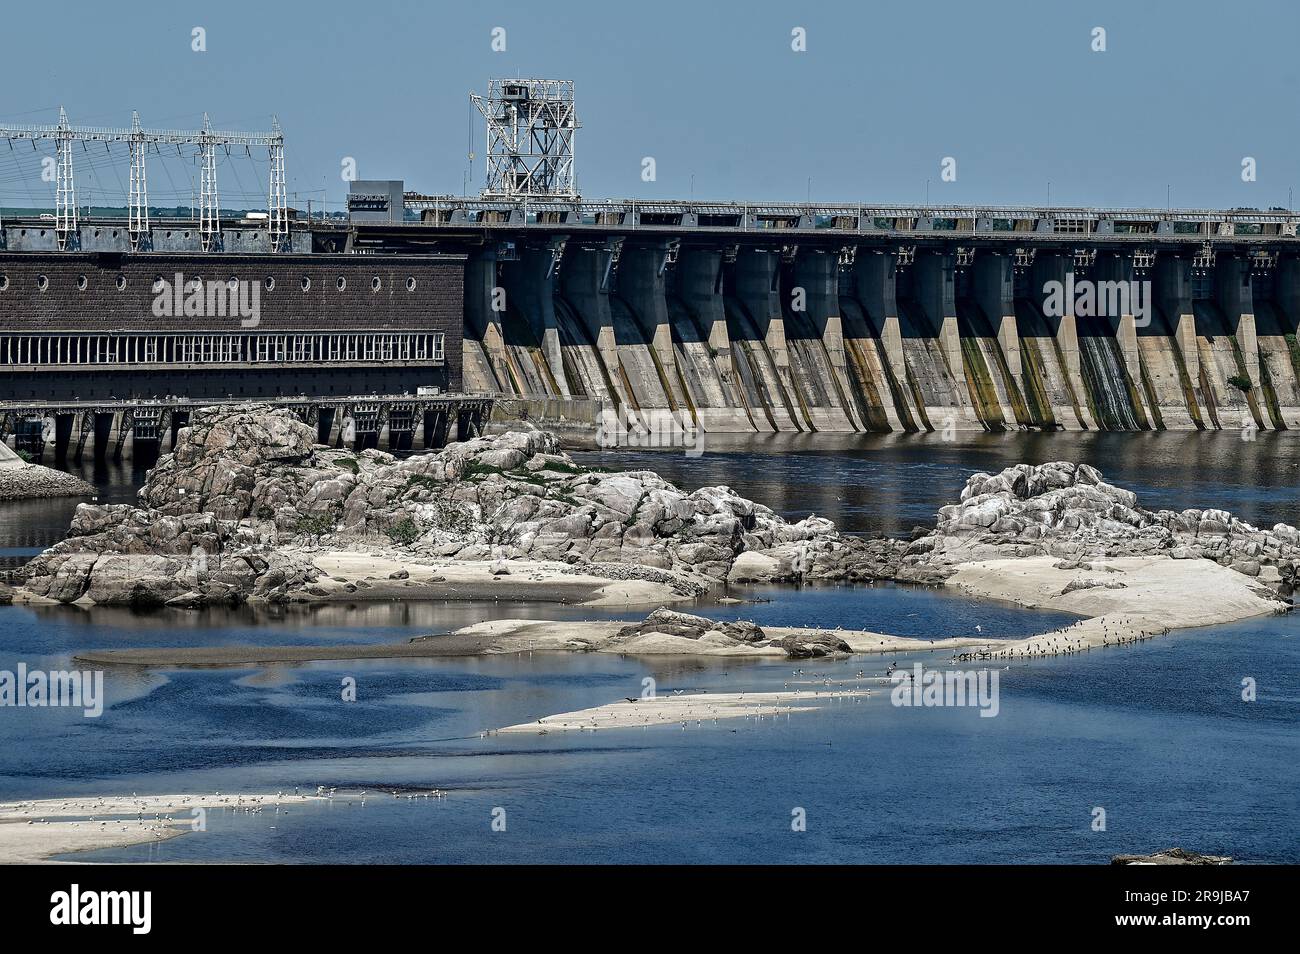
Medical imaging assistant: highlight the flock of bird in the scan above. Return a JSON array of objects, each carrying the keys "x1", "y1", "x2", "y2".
[
  {"x1": 3, "y1": 786, "x2": 449, "y2": 833},
  {"x1": 952, "y1": 616, "x2": 1163, "y2": 662}
]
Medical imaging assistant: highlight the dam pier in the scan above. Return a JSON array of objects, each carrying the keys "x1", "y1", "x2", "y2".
[
  {"x1": 373, "y1": 193, "x2": 1300, "y2": 435},
  {"x1": 0, "y1": 394, "x2": 494, "y2": 466}
]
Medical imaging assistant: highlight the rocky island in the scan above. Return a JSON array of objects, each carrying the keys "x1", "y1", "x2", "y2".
[
  {"x1": 0, "y1": 441, "x2": 95, "y2": 502},
  {"x1": 13, "y1": 404, "x2": 893, "y2": 609},
  {"x1": 1, "y1": 403, "x2": 1281, "y2": 671},
  {"x1": 14, "y1": 404, "x2": 1300, "y2": 618}
]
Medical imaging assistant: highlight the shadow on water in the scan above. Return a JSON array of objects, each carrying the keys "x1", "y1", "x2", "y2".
[{"x1": 573, "y1": 429, "x2": 1300, "y2": 535}]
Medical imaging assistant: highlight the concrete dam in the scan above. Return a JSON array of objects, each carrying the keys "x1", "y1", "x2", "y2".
[
  {"x1": 416, "y1": 213, "x2": 1300, "y2": 434},
  {"x1": 7, "y1": 84, "x2": 1300, "y2": 441}
]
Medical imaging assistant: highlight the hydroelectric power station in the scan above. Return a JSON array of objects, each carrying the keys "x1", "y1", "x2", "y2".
[{"x1": 4, "y1": 78, "x2": 1300, "y2": 461}]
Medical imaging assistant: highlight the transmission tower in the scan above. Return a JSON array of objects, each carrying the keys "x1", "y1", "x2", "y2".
[
  {"x1": 128, "y1": 111, "x2": 149, "y2": 251},
  {"x1": 267, "y1": 116, "x2": 288, "y2": 252},
  {"x1": 0, "y1": 109, "x2": 290, "y2": 252},
  {"x1": 470, "y1": 79, "x2": 578, "y2": 200},
  {"x1": 198, "y1": 113, "x2": 221, "y2": 252},
  {"x1": 54, "y1": 107, "x2": 78, "y2": 250}
]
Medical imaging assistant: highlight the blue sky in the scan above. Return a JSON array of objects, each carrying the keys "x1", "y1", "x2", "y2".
[{"x1": 2, "y1": 0, "x2": 1298, "y2": 211}]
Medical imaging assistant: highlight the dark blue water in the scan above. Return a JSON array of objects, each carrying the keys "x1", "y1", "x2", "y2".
[
  {"x1": 9, "y1": 430, "x2": 1300, "y2": 552},
  {"x1": 0, "y1": 592, "x2": 1295, "y2": 864},
  {"x1": 574, "y1": 430, "x2": 1300, "y2": 535},
  {"x1": 2, "y1": 436, "x2": 1299, "y2": 863}
]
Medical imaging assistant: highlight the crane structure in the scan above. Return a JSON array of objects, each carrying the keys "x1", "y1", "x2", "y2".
[
  {"x1": 0, "y1": 108, "x2": 288, "y2": 252},
  {"x1": 471, "y1": 78, "x2": 578, "y2": 201}
]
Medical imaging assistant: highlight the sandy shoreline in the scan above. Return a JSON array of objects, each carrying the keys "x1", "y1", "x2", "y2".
[
  {"x1": 73, "y1": 553, "x2": 1288, "y2": 669},
  {"x1": 0, "y1": 792, "x2": 325, "y2": 864},
  {"x1": 71, "y1": 623, "x2": 997, "y2": 668},
  {"x1": 495, "y1": 689, "x2": 866, "y2": 733},
  {"x1": 13, "y1": 551, "x2": 700, "y2": 610}
]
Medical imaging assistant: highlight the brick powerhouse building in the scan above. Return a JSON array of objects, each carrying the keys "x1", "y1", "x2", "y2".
[{"x1": 0, "y1": 252, "x2": 464, "y2": 401}]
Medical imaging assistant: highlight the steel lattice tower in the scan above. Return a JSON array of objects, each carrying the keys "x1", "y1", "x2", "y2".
[
  {"x1": 54, "y1": 107, "x2": 78, "y2": 250},
  {"x1": 266, "y1": 116, "x2": 288, "y2": 252},
  {"x1": 0, "y1": 109, "x2": 291, "y2": 252},
  {"x1": 128, "y1": 111, "x2": 150, "y2": 251},
  {"x1": 471, "y1": 79, "x2": 578, "y2": 200},
  {"x1": 198, "y1": 113, "x2": 221, "y2": 252}
]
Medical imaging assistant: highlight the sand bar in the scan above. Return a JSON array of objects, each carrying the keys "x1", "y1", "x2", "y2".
[
  {"x1": 0, "y1": 792, "x2": 324, "y2": 864},
  {"x1": 495, "y1": 689, "x2": 865, "y2": 733}
]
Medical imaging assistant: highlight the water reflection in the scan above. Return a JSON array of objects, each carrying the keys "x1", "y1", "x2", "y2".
[{"x1": 574, "y1": 429, "x2": 1300, "y2": 535}]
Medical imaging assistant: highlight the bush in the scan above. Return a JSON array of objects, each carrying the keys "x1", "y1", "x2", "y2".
[
  {"x1": 1227, "y1": 373, "x2": 1253, "y2": 392},
  {"x1": 295, "y1": 513, "x2": 335, "y2": 539},
  {"x1": 385, "y1": 517, "x2": 421, "y2": 546}
]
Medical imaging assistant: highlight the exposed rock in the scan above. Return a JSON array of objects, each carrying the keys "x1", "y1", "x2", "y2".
[
  {"x1": 727, "y1": 550, "x2": 782, "y2": 583},
  {"x1": 1111, "y1": 848, "x2": 1233, "y2": 865},
  {"x1": 16, "y1": 408, "x2": 1300, "y2": 612},
  {"x1": 17, "y1": 405, "x2": 880, "y2": 607},
  {"x1": 777, "y1": 631, "x2": 853, "y2": 658},
  {"x1": 1061, "y1": 579, "x2": 1127, "y2": 595},
  {"x1": 1230, "y1": 559, "x2": 1261, "y2": 577},
  {"x1": 615, "y1": 607, "x2": 766, "y2": 644},
  {"x1": 917, "y1": 461, "x2": 1300, "y2": 595},
  {"x1": 1054, "y1": 560, "x2": 1093, "y2": 571},
  {"x1": 0, "y1": 446, "x2": 95, "y2": 502}
]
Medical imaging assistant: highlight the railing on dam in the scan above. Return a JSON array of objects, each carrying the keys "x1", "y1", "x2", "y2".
[
  {"x1": 400, "y1": 194, "x2": 1300, "y2": 240},
  {"x1": 0, "y1": 393, "x2": 492, "y2": 416},
  {"x1": 0, "y1": 392, "x2": 499, "y2": 462}
]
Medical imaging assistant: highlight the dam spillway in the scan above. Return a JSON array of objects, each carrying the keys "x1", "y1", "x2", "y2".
[
  {"x1": 373, "y1": 198, "x2": 1300, "y2": 434},
  {"x1": 5, "y1": 201, "x2": 1300, "y2": 438},
  {"x1": 6, "y1": 89, "x2": 1300, "y2": 438}
]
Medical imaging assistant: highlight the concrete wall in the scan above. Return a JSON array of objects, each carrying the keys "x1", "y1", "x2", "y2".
[
  {"x1": 16, "y1": 232, "x2": 1300, "y2": 434},
  {"x1": 0, "y1": 252, "x2": 463, "y2": 401}
]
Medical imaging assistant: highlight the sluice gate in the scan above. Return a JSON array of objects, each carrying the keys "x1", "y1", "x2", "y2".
[{"x1": 437, "y1": 222, "x2": 1300, "y2": 433}]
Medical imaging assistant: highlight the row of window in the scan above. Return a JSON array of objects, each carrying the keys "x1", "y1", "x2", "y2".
[
  {"x1": 0, "y1": 274, "x2": 422, "y2": 293},
  {"x1": 2, "y1": 332, "x2": 446, "y2": 366}
]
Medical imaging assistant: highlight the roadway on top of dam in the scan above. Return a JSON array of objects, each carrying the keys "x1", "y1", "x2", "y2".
[
  {"x1": 0, "y1": 393, "x2": 496, "y2": 416},
  {"x1": 6, "y1": 196, "x2": 1300, "y2": 255},
  {"x1": 354, "y1": 196, "x2": 1300, "y2": 253}
]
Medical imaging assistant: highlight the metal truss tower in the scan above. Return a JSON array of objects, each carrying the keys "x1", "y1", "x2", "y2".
[
  {"x1": 0, "y1": 109, "x2": 289, "y2": 252},
  {"x1": 128, "y1": 111, "x2": 150, "y2": 251},
  {"x1": 471, "y1": 79, "x2": 578, "y2": 200},
  {"x1": 54, "y1": 107, "x2": 78, "y2": 250},
  {"x1": 266, "y1": 116, "x2": 288, "y2": 252},
  {"x1": 198, "y1": 113, "x2": 221, "y2": 252}
]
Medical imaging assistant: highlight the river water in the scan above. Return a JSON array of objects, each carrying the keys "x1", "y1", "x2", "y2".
[{"x1": 0, "y1": 432, "x2": 1297, "y2": 863}]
